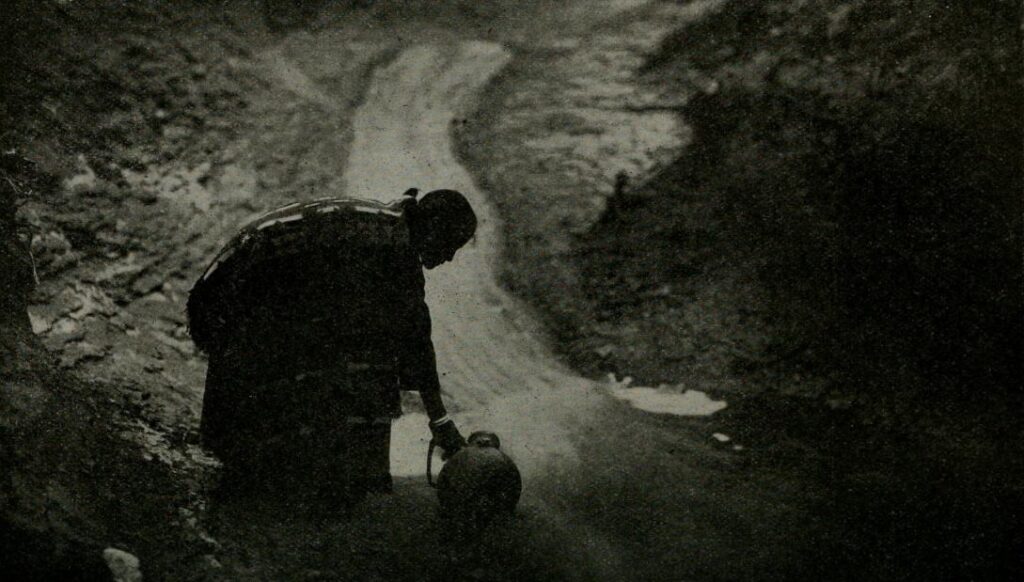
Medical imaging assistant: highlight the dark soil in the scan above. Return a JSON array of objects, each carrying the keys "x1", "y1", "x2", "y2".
[
  {"x1": 4, "y1": 1, "x2": 694, "y2": 579},
  {"x1": 460, "y1": 1, "x2": 1023, "y2": 580},
  {"x1": 1, "y1": 2, "x2": 277, "y2": 578},
  {"x1": 2, "y1": 0, "x2": 1021, "y2": 580}
]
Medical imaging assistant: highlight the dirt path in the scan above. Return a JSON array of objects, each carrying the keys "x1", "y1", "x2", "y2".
[
  {"x1": 11, "y1": 2, "x2": 1017, "y2": 580},
  {"x1": 16, "y1": 3, "x2": 821, "y2": 578},
  {"x1": 336, "y1": 39, "x2": 822, "y2": 582},
  {"x1": 346, "y1": 42, "x2": 600, "y2": 468},
  {"x1": 202, "y1": 18, "x2": 822, "y2": 579},
  {"x1": 212, "y1": 36, "x2": 808, "y2": 582},
  {"x1": 206, "y1": 41, "x2": 634, "y2": 582}
]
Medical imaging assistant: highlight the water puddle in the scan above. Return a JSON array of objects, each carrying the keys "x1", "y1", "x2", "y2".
[{"x1": 609, "y1": 377, "x2": 727, "y2": 417}]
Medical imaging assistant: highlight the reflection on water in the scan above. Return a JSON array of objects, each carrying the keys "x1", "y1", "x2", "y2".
[
  {"x1": 391, "y1": 382, "x2": 727, "y2": 480},
  {"x1": 611, "y1": 385, "x2": 727, "y2": 416}
]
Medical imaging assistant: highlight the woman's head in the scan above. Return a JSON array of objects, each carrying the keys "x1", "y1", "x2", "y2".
[{"x1": 409, "y1": 189, "x2": 477, "y2": 269}]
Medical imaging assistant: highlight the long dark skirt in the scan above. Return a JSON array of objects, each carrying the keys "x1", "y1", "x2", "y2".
[{"x1": 202, "y1": 365, "x2": 395, "y2": 505}]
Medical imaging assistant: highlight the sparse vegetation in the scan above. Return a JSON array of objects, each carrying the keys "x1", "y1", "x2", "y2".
[
  {"x1": 464, "y1": 2, "x2": 1022, "y2": 579},
  {"x1": 643, "y1": 0, "x2": 1022, "y2": 404}
]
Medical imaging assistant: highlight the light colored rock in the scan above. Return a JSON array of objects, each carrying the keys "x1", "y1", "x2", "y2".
[
  {"x1": 65, "y1": 154, "x2": 99, "y2": 194},
  {"x1": 103, "y1": 548, "x2": 143, "y2": 582},
  {"x1": 202, "y1": 554, "x2": 222, "y2": 569},
  {"x1": 28, "y1": 312, "x2": 53, "y2": 334}
]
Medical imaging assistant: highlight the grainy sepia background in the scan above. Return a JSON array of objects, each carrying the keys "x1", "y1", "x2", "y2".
[{"x1": 1, "y1": 1, "x2": 1021, "y2": 580}]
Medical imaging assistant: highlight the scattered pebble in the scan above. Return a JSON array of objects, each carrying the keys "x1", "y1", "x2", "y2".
[
  {"x1": 711, "y1": 433, "x2": 731, "y2": 443},
  {"x1": 202, "y1": 554, "x2": 222, "y2": 569},
  {"x1": 198, "y1": 531, "x2": 222, "y2": 551},
  {"x1": 50, "y1": 318, "x2": 80, "y2": 336},
  {"x1": 606, "y1": 373, "x2": 633, "y2": 388},
  {"x1": 29, "y1": 313, "x2": 52, "y2": 334},
  {"x1": 65, "y1": 154, "x2": 100, "y2": 194},
  {"x1": 103, "y1": 548, "x2": 143, "y2": 582}
]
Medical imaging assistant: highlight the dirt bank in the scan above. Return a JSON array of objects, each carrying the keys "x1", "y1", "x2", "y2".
[
  {"x1": 2, "y1": 2, "x2": 276, "y2": 578},
  {"x1": 338, "y1": 39, "x2": 831, "y2": 581},
  {"x1": 5, "y1": 1, "x2": 733, "y2": 579},
  {"x1": 5, "y1": 0, "x2": 1019, "y2": 580},
  {"x1": 4, "y1": 0, "x2": 826, "y2": 578},
  {"x1": 1, "y1": 1, "x2": 417, "y2": 578},
  {"x1": 457, "y1": 1, "x2": 730, "y2": 390},
  {"x1": 460, "y1": 0, "x2": 1023, "y2": 580}
]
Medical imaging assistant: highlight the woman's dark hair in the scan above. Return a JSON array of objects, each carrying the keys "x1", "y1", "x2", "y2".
[{"x1": 414, "y1": 189, "x2": 477, "y2": 250}]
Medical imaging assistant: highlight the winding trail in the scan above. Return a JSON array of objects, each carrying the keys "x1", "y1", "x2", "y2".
[
  {"x1": 27, "y1": 25, "x2": 801, "y2": 581},
  {"x1": 346, "y1": 43, "x2": 607, "y2": 479},
  {"x1": 10, "y1": 2, "x2": 831, "y2": 579},
  {"x1": 327, "y1": 39, "x2": 814, "y2": 582},
  {"x1": 203, "y1": 40, "x2": 634, "y2": 582},
  {"x1": 347, "y1": 43, "x2": 585, "y2": 405},
  {"x1": 342, "y1": 42, "x2": 632, "y2": 577}
]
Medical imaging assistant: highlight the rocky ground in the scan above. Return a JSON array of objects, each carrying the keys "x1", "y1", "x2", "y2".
[
  {"x1": 460, "y1": 0, "x2": 1022, "y2": 580},
  {"x1": 4, "y1": 1, "x2": 732, "y2": 579},
  {"x1": 2, "y1": 0, "x2": 1021, "y2": 580},
  {"x1": 459, "y1": 0, "x2": 765, "y2": 396},
  {"x1": 1, "y1": 1, "x2": 399, "y2": 579}
]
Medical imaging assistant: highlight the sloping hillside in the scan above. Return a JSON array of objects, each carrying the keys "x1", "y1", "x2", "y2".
[
  {"x1": 460, "y1": 1, "x2": 1023, "y2": 580},
  {"x1": 1, "y1": 2, "x2": 267, "y2": 578}
]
